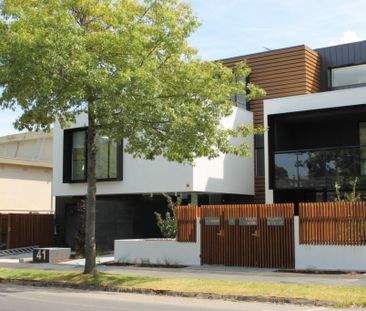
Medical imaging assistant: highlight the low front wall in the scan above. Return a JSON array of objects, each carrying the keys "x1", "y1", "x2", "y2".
[
  {"x1": 294, "y1": 216, "x2": 366, "y2": 271},
  {"x1": 114, "y1": 219, "x2": 200, "y2": 266}
]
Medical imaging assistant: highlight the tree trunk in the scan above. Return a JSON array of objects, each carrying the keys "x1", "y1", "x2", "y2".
[{"x1": 84, "y1": 108, "x2": 97, "y2": 274}]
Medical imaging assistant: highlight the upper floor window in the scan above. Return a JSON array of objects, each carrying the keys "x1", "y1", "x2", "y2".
[
  {"x1": 330, "y1": 63, "x2": 366, "y2": 88},
  {"x1": 63, "y1": 127, "x2": 122, "y2": 183},
  {"x1": 231, "y1": 77, "x2": 248, "y2": 109}
]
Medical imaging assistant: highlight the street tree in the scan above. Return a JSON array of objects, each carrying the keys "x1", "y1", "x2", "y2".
[{"x1": 0, "y1": 0, "x2": 265, "y2": 274}]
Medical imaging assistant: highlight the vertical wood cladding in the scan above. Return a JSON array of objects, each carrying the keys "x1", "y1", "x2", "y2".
[{"x1": 223, "y1": 46, "x2": 321, "y2": 203}]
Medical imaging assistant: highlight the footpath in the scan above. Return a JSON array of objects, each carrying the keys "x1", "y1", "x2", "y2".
[
  {"x1": 1, "y1": 256, "x2": 366, "y2": 308},
  {"x1": 1, "y1": 259, "x2": 366, "y2": 288}
]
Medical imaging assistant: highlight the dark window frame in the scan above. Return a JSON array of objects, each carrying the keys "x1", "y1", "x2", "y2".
[{"x1": 63, "y1": 127, "x2": 123, "y2": 183}]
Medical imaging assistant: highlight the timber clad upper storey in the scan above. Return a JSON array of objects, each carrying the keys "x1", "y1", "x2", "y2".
[
  {"x1": 222, "y1": 45, "x2": 321, "y2": 125},
  {"x1": 223, "y1": 41, "x2": 366, "y2": 203},
  {"x1": 222, "y1": 45, "x2": 321, "y2": 203}
]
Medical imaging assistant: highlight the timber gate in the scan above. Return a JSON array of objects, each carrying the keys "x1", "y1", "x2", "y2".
[{"x1": 200, "y1": 204, "x2": 294, "y2": 269}]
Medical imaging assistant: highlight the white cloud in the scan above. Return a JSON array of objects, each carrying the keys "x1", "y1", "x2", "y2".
[{"x1": 327, "y1": 31, "x2": 363, "y2": 46}]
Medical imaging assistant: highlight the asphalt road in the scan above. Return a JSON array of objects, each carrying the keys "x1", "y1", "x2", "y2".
[{"x1": 0, "y1": 283, "x2": 361, "y2": 311}]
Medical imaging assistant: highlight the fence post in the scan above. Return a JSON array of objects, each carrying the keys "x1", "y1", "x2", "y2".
[{"x1": 7, "y1": 214, "x2": 11, "y2": 249}]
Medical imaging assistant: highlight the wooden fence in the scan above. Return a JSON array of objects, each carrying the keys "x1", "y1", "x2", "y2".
[
  {"x1": 176, "y1": 206, "x2": 199, "y2": 242},
  {"x1": 176, "y1": 204, "x2": 294, "y2": 269},
  {"x1": 200, "y1": 204, "x2": 294, "y2": 269},
  {"x1": 299, "y1": 202, "x2": 366, "y2": 245},
  {"x1": 0, "y1": 213, "x2": 54, "y2": 249}
]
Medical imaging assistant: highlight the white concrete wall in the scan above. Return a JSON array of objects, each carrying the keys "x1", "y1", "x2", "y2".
[
  {"x1": 294, "y1": 216, "x2": 366, "y2": 271},
  {"x1": 263, "y1": 86, "x2": 366, "y2": 203},
  {"x1": 114, "y1": 219, "x2": 200, "y2": 266},
  {"x1": 193, "y1": 107, "x2": 254, "y2": 195},
  {"x1": 53, "y1": 107, "x2": 254, "y2": 196}
]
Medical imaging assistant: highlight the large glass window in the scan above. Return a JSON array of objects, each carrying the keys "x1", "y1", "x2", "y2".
[
  {"x1": 71, "y1": 130, "x2": 86, "y2": 181},
  {"x1": 360, "y1": 122, "x2": 366, "y2": 175},
  {"x1": 331, "y1": 64, "x2": 366, "y2": 88},
  {"x1": 274, "y1": 146, "x2": 363, "y2": 190},
  {"x1": 95, "y1": 135, "x2": 117, "y2": 180},
  {"x1": 68, "y1": 129, "x2": 119, "y2": 182}
]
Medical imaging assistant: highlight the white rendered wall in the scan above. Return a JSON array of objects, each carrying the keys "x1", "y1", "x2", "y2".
[
  {"x1": 294, "y1": 217, "x2": 366, "y2": 271},
  {"x1": 114, "y1": 219, "x2": 200, "y2": 266},
  {"x1": 53, "y1": 107, "x2": 254, "y2": 196},
  {"x1": 263, "y1": 86, "x2": 366, "y2": 203},
  {"x1": 193, "y1": 107, "x2": 254, "y2": 195}
]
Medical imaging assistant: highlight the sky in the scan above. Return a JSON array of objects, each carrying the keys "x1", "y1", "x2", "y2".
[{"x1": 1, "y1": 0, "x2": 366, "y2": 136}]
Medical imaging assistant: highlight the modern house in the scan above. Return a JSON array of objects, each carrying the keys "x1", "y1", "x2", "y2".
[
  {"x1": 0, "y1": 131, "x2": 53, "y2": 214},
  {"x1": 53, "y1": 109, "x2": 255, "y2": 249},
  {"x1": 54, "y1": 39, "x2": 366, "y2": 250},
  {"x1": 264, "y1": 41, "x2": 366, "y2": 209}
]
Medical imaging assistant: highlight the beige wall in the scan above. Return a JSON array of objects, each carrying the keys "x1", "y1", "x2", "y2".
[
  {"x1": 0, "y1": 131, "x2": 53, "y2": 213},
  {"x1": 0, "y1": 131, "x2": 52, "y2": 162},
  {"x1": 0, "y1": 163, "x2": 52, "y2": 213}
]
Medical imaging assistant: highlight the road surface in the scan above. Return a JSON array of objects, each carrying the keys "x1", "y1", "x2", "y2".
[{"x1": 0, "y1": 283, "x2": 361, "y2": 311}]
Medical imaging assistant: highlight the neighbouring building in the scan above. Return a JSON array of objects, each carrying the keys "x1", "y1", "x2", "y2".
[
  {"x1": 53, "y1": 40, "x2": 366, "y2": 250},
  {"x1": 0, "y1": 131, "x2": 53, "y2": 213}
]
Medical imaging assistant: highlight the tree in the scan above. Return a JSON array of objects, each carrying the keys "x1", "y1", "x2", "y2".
[
  {"x1": 0, "y1": 0, "x2": 265, "y2": 274},
  {"x1": 155, "y1": 193, "x2": 182, "y2": 238}
]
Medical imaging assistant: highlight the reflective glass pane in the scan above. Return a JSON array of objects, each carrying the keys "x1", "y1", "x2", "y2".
[
  {"x1": 326, "y1": 148, "x2": 357, "y2": 187},
  {"x1": 109, "y1": 141, "x2": 117, "y2": 178},
  {"x1": 96, "y1": 135, "x2": 109, "y2": 179},
  {"x1": 72, "y1": 131, "x2": 86, "y2": 180},
  {"x1": 331, "y1": 64, "x2": 366, "y2": 87},
  {"x1": 360, "y1": 123, "x2": 366, "y2": 175},
  {"x1": 236, "y1": 94, "x2": 246, "y2": 107},
  {"x1": 298, "y1": 151, "x2": 326, "y2": 188},
  {"x1": 274, "y1": 153, "x2": 298, "y2": 188}
]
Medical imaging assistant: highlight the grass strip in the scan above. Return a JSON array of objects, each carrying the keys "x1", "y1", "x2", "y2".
[{"x1": 0, "y1": 268, "x2": 365, "y2": 308}]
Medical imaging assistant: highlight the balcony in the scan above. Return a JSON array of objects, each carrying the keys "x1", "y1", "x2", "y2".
[{"x1": 273, "y1": 146, "x2": 366, "y2": 190}]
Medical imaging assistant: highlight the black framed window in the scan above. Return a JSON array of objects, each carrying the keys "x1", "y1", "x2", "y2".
[
  {"x1": 63, "y1": 127, "x2": 122, "y2": 183},
  {"x1": 330, "y1": 63, "x2": 366, "y2": 88}
]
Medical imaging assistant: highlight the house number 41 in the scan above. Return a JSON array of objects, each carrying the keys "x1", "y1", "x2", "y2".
[{"x1": 36, "y1": 249, "x2": 47, "y2": 261}]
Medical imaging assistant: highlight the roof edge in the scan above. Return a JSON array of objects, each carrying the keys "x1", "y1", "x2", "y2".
[
  {"x1": 0, "y1": 157, "x2": 52, "y2": 168},
  {"x1": 217, "y1": 44, "x2": 313, "y2": 63}
]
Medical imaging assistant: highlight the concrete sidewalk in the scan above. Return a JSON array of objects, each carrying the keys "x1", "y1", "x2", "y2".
[{"x1": 1, "y1": 260, "x2": 366, "y2": 288}]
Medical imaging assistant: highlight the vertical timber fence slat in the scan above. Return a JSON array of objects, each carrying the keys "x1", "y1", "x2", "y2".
[
  {"x1": 177, "y1": 203, "x2": 295, "y2": 269},
  {"x1": 299, "y1": 202, "x2": 366, "y2": 245}
]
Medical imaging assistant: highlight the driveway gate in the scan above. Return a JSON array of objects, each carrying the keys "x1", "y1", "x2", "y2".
[{"x1": 200, "y1": 204, "x2": 294, "y2": 269}]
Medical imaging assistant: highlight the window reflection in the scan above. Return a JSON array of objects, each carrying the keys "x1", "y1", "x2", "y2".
[
  {"x1": 331, "y1": 64, "x2": 366, "y2": 88},
  {"x1": 274, "y1": 146, "x2": 364, "y2": 190},
  {"x1": 72, "y1": 131, "x2": 86, "y2": 181},
  {"x1": 71, "y1": 130, "x2": 118, "y2": 181}
]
